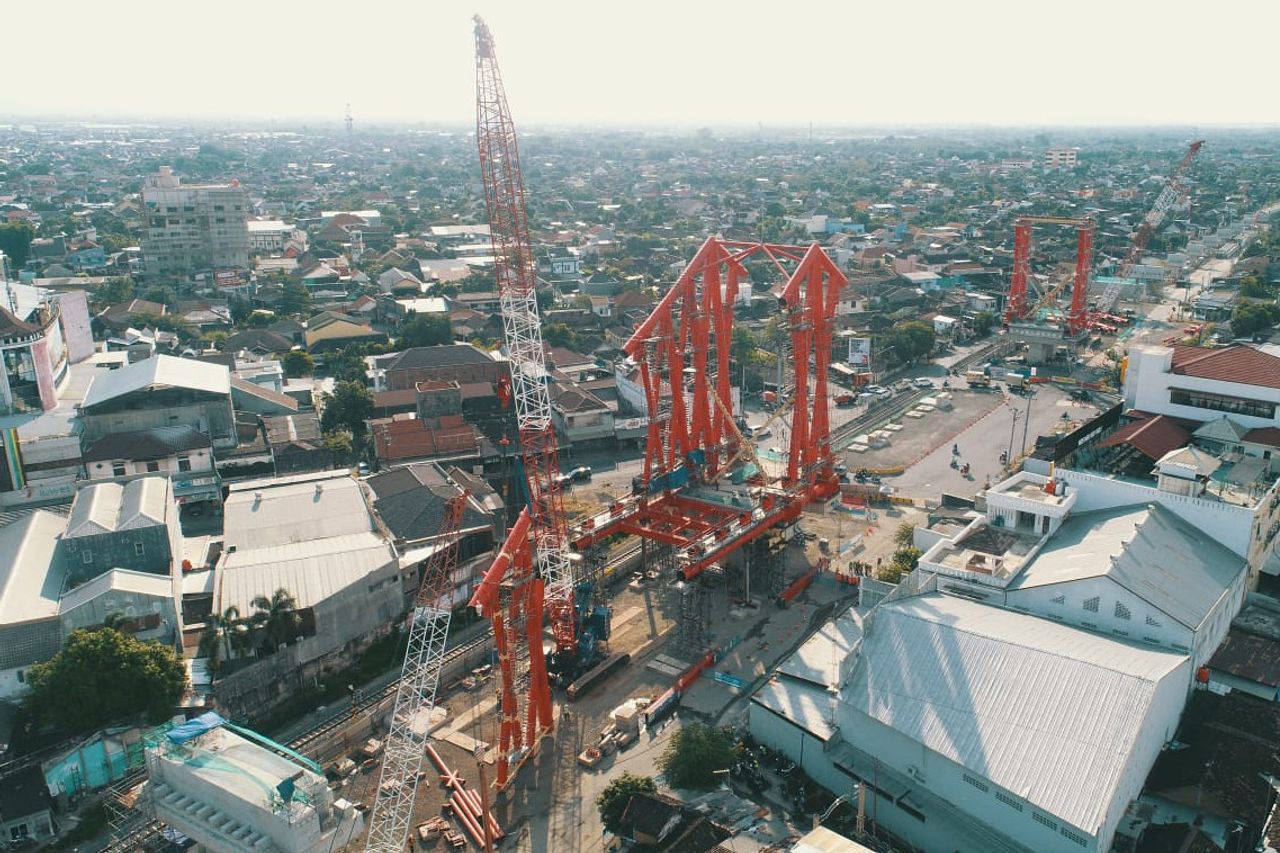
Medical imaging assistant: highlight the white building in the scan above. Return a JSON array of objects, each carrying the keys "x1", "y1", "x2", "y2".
[
  {"x1": 142, "y1": 166, "x2": 250, "y2": 279},
  {"x1": 145, "y1": 714, "x2": 362, "y2": 852},
  {"x1": 246, "y1": 219, "x2": 305, "y2": 255},
  {"x1": 750, "y1": 591, "x2": 1189, "y2": 853},
  {"x1": 1123, "y1": 343, "x2": 1280, "y2": 430},
  {"x1": 1044, "y1": 147, "x2": 1079, "y2": 169}
]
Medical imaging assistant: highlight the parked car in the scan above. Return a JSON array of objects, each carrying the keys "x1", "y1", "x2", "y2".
[
  {"x1": 913, "y1": 377, "x2": 934, "y2": 388},
  {"x1": 570, "y1": 465, "x2": 593, "y2": 482}
]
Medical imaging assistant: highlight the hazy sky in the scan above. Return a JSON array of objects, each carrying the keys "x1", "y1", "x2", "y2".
[{"x1": 5, "y1": 0, "x2": 1277, "y2": 127}]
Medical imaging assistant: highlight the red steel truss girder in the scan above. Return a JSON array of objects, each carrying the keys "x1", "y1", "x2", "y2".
[
  {"x1": 777, "y1": 244, "x2": 846, "y2": 500},
  {"x1": 468, "y1": 510, "x2": 552, "y2": 789},
  {"x1": 1068, "y1": 224, "x2": 1095, "y2": 336}
]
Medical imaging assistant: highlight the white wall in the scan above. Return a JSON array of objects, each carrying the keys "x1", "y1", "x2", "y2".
[{"x1": 1125, "y1": 346, "x2": 1280, "y2": 429}]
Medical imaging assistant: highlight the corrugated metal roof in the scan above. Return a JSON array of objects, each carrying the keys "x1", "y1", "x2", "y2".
[
  {"x1": 223, "y1": 472, "x2": 372, "y2": 550},
  {"x1": 843, "y1": 593, "x2": 1188, "y2": 835},
  {"x1": 58, "y1": 567, "x2": 173, "y2": 613},
  {"x1": 219, "y1": 531, "x2": 395, "y2": 613},
  {"x1": 777, "y1": 605, "x2": 863, "y2": 689},
  {"x1": 753, "y1": 676, "x2": 839, "y2": 743},
  {"x1": 82, "y1": 354, "x2": 230, "y2": 409},
  {"x1": 0, "y1": 510, "x2": 68, "y2": 625},
  {"x1": 65, "y1": 477, "x2": 171, "y2": 538},
  {"x1": 1008, "y1": 504, "x2": 1242, "y2": 630}
]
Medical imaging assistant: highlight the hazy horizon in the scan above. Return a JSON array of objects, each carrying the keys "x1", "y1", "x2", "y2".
[{"x1": 5, "y1": 1, "x2": 1278, "y2": 127}]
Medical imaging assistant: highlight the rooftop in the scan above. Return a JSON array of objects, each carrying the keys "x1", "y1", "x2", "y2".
[
  {"x1": 843, "y1": 592, "x2": 1189, "y2": 836},
  {"x1": 0, "y1": 511, "x2": 67, "y2": 626},
  {"x1": 82, "y1": 354, "x2": 230, "y2": 410},
  {"x1": 1008, "y1": 504, "x2": 1243, "y2": 630},
  {"x1": 223, "y1": 471, "x2": 372, "y2": 551},
  {"x1": 1169, "y1": 343, "x2": 1280, "y2": 390},
  {"x1": 82, "y1": 425, "x2": 211, "y2": 463},
  {"x1": 58, "y1": 567, "x2": 174, "y2": 614},
  {"x1": 65, "y1": 477, "x2": 171, "y2": 538},
  {"x1": 220, "y1": 531, "x2": 395, "y2": 614}
]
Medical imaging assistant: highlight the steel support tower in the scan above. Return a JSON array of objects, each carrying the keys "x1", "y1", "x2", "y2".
[{"x1": 365, "y1": 490, "x2": 469, "y2": 852}]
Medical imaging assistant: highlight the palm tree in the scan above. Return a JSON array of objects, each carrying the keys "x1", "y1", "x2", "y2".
[
  {"x1": 251, "y1": 588, "x2": 302, "y2": 655},
  {"x1": 197, "y1": 606, "x2": 249, "y2": 674}
]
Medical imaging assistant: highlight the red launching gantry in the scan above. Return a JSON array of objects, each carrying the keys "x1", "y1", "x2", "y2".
[{"x1": 571, "y1": 238, "x2": 846, "y2": 579}]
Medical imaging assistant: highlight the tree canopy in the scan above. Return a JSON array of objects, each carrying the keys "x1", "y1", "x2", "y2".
[
  {"x1": 399, "y1": 313, "x2": 453, "y2": 348},
  {"x1": 1231, "y1": 301, "x2": 1280, "y2": 339},
  {"x1": 657, "y1": 723, "x2": 737, "y2": 790},
  {"x1": 282, "y1": 350, "x2": 314, "y2": 378},
  {"x1": 320, "y1": 380, "x2": 375, "y2": 436},
  {"x1": 24, "y1": 629, "x2": 187, "y2": 733},
  {"x1": 596, "y1": 773, "x2": 657, "y2": 834},
  {"x1": 0, "y1": 221, "x2": 35, "y2": 269}
]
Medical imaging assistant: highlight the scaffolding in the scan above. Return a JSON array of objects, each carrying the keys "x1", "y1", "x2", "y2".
[{"x1": 673, "y1": 580, "x2": 710, "y2": 655}]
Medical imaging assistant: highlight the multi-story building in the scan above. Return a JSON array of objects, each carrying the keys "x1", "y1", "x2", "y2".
[
  {"x1": 0, "y1": 283, "x2": 93, "y2": 415},
  {"x1": 1044, "y1": 147, "x2": 1079, "y2": 169},
  {"x1": 141, "y1": 166, "x2": 249, "y2": 279},
  {"x1": 1124, "y1": 343, "x2": 1280, "y2": 430}
]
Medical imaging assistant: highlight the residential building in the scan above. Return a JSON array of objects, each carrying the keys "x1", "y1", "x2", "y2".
[
  {"x1": 0, "y1": 765, "x2": 55, "y2": 846},
  {"x1": 141, "y1": 166, "x2": 250, "y2": 279},
  {"x1": 79, "y1": 355, "x2": 237, "y2": 449},
  {"x1": 369, "y1": 414, "x2": 482, "y2": 467},
  {"x1": 81, "y1": 426, "x2": 220, "y2": 506},
  {"x1": 1044, "y1": 147, "x2": 1079, "y2": 169},
  {"x1": 62, "y1": 477, "x2": 183, "y2": 586},
  {"x1": 58, "y1": 567, "x2": 182, "y2": 647},
  {"x1": 376, "y1": 344, "x2": 505, "y2": 392},
  {"x1": 303, "y1": 311, "x2": 387, "y2": 352},
  {"x1": 0, "y1": 510, "x2": 67, "y2": 698},
  {"x1": 246, "y1": 219, "x2": 305, "y2": 254},
  {"x1": 551, "y1": 383, "x2": 615, "y2": 447}
]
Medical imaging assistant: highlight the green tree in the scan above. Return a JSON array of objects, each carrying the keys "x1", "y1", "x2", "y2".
[
  {"x1": 250, "y1": 588, "x2": 302, "y2": 654},
  {"x1": 320, "y1": 380, "x2": 375, "y2": 436},
  {"x1": 878, "y1": 546, "x2": 923, "y2": 584},
  {"x1": 596, "y1": 773, "x2": 657, "y2": 834},
  {"x1": 888, "y1": 321, "x2": 936, "y2": 363},
  {"x1": 543, "y1": 323, "x2": 578, "y2": 350},
  {"x1": 322, "y1": 429, "x2": 354, "y2": 461},
  {"x1": 24, "y1": 629, "x2": 187, "y2": 732},
  {"x1": 282, "y1": 350, "x2": 314, "y2": 377},
  {"x1": 95, "y1": 277, "x2": 136, "y2": 306},
  {"x1": 279, "y1": 282, "x2": 313, "y2": 317},
  {"x1": 400, "y1": 313, "x2": 453, "y2": 348},
  {"x1": 893, "y1": 522, "x2": 915, "y2": 548},
  {"x1": 657, "y1": 723, "x2": 737, "y2": 790},
  {"x1": 0, "y1": 221, "x2": 35, "y2": 269},
  {"x1": 1231, "y1": 302, "x2": 1280, "y2": 339},
  {"x1": 972, "y1": 311, "x2": 996, "y2": 338},
  {"x1": 142, "y1": 284, "x2": 177, "y2": 307}
]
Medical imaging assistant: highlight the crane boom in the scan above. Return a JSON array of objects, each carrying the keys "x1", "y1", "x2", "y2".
[
  {"x1": 473, "y1": 15, "x2": 577, "y2": 658},
  {"x1": 364, "y1": 490, "x2": 470, "y2": 853}
]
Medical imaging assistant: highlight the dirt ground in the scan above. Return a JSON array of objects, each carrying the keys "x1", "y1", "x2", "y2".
[{"x1": 843, "y1": 389, "x2": 1005, "y2": 472}]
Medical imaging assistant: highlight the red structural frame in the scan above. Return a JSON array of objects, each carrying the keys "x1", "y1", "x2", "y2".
[{"x1": 570, "y1": 237, "x2": 844, "y2": 579}]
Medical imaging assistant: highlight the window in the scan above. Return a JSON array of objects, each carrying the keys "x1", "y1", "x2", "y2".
[
  {"x1": 1083, "y1": 596, "x2": 1099, "y2": 613},
  {"x1": 1061, "y1": 827, "x2": 1088, "y2": 847},
  {"x1": 1112, "y1": 628, "x2": 1129, "y2": 637},
  {"x1": 112, "y1": 463, "x2": 127, "y2": 477},
  {"x1": 145, "y1": 461, "x2": 160, "y2": 473},
  {"x1": 963, "y1": 774, "x2": 989, "y2": 793},
  {"x1": 1033, "y1": 813, "x2": 1058, "y2": 831},
  {"x1": 1115, "y1": 601, "x2": 1131, "y2": 620},
  {"x1": 82, "y1": 551, "x2": 93, "y2": 564},
  {"x1": 995, "y1": 791, "x2": 1023, "y2": 812},
  {"x1": 1051, "y1": 594, "x2": 1066, "y2": 605},
  {"x1": 1169, "y1": 388, "x2": 1276, "y2": 419},
  {"x1": 1146, "y1": 614, "x2": 1162, "y2": 628},
  {"x1": 16, "y1": 669, "x2": 23, "y2": 683},
  {"x1": 213, "y1": 204, "x2": 224, "y2": 212},
  {"x1": 134, "y1": 542, "x2": 145, "y2": 556},
  {"x1": 177, "y1": 456, "x2": 192, "y2": 472}
]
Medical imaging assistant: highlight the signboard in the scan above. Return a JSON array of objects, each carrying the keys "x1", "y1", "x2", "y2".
[{"x1": 848, "y1": 337, "x2": 871, "y2": 367}]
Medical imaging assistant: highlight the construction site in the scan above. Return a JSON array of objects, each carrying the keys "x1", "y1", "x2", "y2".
[{"x1": 90, "y1": 16, "x2": 1234, "y2": 853}]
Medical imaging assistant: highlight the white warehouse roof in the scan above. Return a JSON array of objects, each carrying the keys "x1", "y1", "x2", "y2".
[
  {"x1": 0, "y1": 511, "x2": 68, "y2": 626},
  {"x1": 842, "y1": 593, "x2": 1188, "y2": 836},
  {"x1": 66, "y1": 477, "x2": 171, "y2": 538},
  {"x1": 82, "y1": 354, "x2": 230, "y2": 410},
  {"x1": 223, "y1": 471, "x2": 372, "y2": 550},
  {"x1": 220, "y1": 531, "x2": 395, "y2": 614}
]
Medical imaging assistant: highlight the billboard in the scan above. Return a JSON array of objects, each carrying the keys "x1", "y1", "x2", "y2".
[{"x1": 848, "y1": 337, "x2": 871, "y2": 367}]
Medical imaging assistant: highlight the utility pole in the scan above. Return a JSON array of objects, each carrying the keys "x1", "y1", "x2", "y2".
[
  {"x1": 1007, "y1": 406, "x2": 1021, "y2": 464},
  {"x1": 1020, "y1": 390, "x2": 1035, "y2": 456}
]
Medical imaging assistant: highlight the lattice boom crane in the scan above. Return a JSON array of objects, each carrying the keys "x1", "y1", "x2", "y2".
[{"x1": 364, "y1": 489, "x2": 470, "y2": 853}]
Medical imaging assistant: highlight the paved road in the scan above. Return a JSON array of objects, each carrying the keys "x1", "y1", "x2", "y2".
[{"x1": 886, "y1": 384, "x2": 1101, "y2": 499}]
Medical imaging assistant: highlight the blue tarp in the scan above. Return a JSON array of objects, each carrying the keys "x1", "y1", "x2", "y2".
[{"x1": 166, "y1": 712, "x2": 226, "y2": 744}]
